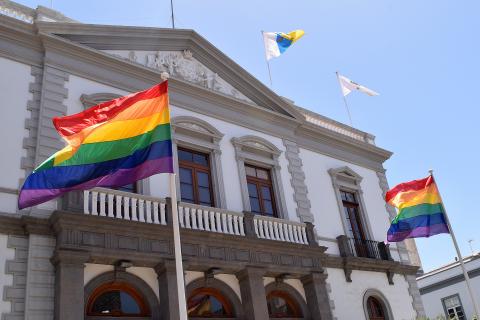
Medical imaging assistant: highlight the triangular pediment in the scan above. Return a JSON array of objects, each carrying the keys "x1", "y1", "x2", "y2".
[{"x1": 36, "y1": 22, "x2": 304, "y2": 120}]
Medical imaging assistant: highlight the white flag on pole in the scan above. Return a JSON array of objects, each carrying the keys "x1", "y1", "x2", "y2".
[{"x1": 338, "y1": 74, "x2": 379, "y2": 97}]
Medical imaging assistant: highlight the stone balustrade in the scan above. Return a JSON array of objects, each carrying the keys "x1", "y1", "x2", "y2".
[{"x1": 75, "y1": 188, "x2": 313, "y2": 245}]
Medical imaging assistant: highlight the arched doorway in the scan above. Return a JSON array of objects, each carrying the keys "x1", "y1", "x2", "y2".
[
  {"x1": 84, "y1": 271, "x2": 160, "y2": 320},
  {"x1": 363, "y1": 290, "x2": 393, "y2": 320}
]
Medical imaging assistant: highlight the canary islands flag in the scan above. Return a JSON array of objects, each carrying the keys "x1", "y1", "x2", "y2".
[
  {"x1": 262, "y1": 30, "x2": 305, "y2": 60},
  {"x1": 386, "y1": 175, "x2": 449, "y2": 242},
  {"x1": 18, "y1": 81, "x2": 174, "y2": 209}
]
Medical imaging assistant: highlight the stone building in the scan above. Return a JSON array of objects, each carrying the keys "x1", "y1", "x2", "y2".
[{"x1": 0, "y1": 1, "x2": 424, "y2": 319}]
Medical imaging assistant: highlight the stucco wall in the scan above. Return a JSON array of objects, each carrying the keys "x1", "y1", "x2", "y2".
[
  {"x1": 300, "y1": 147, "x2": 400, "y2": 256},
  {"x1": 0, "y1": 57, "x2": 33, "y2": 213},
  {"x1": 326, "y1": 268, "x2": 415, "y2": 320}
]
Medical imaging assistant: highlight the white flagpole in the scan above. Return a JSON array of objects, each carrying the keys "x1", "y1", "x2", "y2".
[
  {"x1": 261, "y1": 31, "x2": 273, "y2": 87},
  {"x1": 430, "y1": 170, "x2": 480, "y2": 318},
  {"x1": 336, "y1": 71, "x2": 353, "y2": 126}
]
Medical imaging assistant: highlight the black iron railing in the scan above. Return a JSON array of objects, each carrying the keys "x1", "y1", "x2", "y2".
[{"x1": 337, "y1": 235, "x2": 392, "y2": 261}]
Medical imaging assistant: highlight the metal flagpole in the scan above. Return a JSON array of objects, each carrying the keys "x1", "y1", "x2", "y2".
[
  {"x1": 336, "y1": 71, "x2": 353, "y2": 126},
  {"x1": 261, "y1": 31, "x2": 273, "y2": 87},
  {"x1": 170, "y1": 0, "x2": 175, "y2": 29},
  {"x1": 430, "y1": 170, "x2": 480, "y2": 318}
]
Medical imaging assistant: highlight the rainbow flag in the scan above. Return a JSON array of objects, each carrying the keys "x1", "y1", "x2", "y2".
[
  {"x1": 18, "y1": 82, "x2": 173, "y2": 209},
  {"x1": 386, "y1": 175, "x2": 449, "y2": 242}
]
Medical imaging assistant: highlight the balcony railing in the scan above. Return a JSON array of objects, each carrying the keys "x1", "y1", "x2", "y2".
[
  {"x1": 70, "y1": 188, "x2": 315, "y2": 246},
  {"x1": 336, "y1": 235, "x2": 392, "y2": 261}
]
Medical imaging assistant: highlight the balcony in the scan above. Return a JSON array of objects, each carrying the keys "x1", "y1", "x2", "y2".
[
  {"x1": 336, "y1": 236, "x2": 392, "y2": 261},
  {"x1": 63, "y1": 187, "x2": 314, "y2": 246}
]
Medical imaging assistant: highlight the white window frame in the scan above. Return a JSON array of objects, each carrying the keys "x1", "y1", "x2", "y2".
[
  {"x1": 442, "y1": 294, "x2": 466, "y2": 320},
  {"x1": 328, "y1": 166, "x2": 373, "y2": 240},
  {"x1": 231, "y1": 135, "x2": 288, "y2": 218}
]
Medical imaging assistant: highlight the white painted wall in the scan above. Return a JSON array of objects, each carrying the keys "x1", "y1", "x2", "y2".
[
  {"x1": 418, "y1": 257, "x2": 480, "y2": 319},
  {"x1": 326, "y1": 268, "x2": 415, "y2": 320},
  {"x1": 0, "y1": 234, "x2": 15, "y2": 315},
  {"x1": 0, "y1": 57, "x2": 33, "y2": 212},
  {"x1": 300, "y1": 148, "x2": 401, "y2": 256}
]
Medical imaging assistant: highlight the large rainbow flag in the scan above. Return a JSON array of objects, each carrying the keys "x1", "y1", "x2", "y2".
[
  {"x1": 386, "y1": 175, "x2": 450, "y2": 242},
  {"x1": 18, "y1": 81, "x2": 173, "y2": 209}
]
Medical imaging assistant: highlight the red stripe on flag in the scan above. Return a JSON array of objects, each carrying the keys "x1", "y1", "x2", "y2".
[
  {"x1": 53, "y1": 81, "x2": 168, "y2": 138},
  {"x1": 385, "y1": 175, "x2": 435, "y2": 203}
]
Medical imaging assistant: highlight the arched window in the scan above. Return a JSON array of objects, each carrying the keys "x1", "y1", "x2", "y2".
[
  {"x1": 187, "y1": 287, "x2": 234, "y2": 318},
  {"x1": 366, "y1": 296, "x2": 386, "y2": 320},
  {"x1": 86, "y1": 282, "x2": 150, "y2": 317},
  {"x1": 267, "y1": 290, "x2": 303, "y2": 318}
]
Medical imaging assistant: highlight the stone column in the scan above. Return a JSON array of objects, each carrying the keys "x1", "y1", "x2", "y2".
[
  {"x1": 301, "y1": 271, "x2": 334, "y2": 320},
  {"x1": 155, "y1": 259, "x2": 181, "y2": 320},
  {"x1": 51, "y1": 249, "x2": 89, "y2": 320},
  {"x1": 236, "y1": 266, "x2": 269, "y2": 320}
]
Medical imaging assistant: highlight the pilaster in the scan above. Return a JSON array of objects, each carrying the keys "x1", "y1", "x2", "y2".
[
  {"x1": 155, "y1": 260, "x2": 181, "y2": 320},
  {"x1": 236, "y1": 266, "x2": 268, "y2": 320},
  {"x1": 301, "y1": 271, "x2": 334, "y2": 320},
  {"x1": 51, "y1": 249, "x2": 89, "y2": 320}
]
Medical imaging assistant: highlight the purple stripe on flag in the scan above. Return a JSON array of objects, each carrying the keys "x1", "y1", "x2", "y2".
[
  {"x1": 387, "y1": 223, "x2": 449, "y2": 242},
  {"x1": 18, "y1": 156, "x2": 173, "y2": 209}
]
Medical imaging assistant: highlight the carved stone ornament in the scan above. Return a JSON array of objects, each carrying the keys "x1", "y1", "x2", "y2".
[{"x1": 107, "y1": 50, "x2": 252, "y2": 103}]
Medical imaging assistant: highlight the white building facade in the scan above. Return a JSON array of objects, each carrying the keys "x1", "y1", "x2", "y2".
[
  {"x1": 417, "y1": 253, "x2": 480, "y2": 320},
  {"x1": 0, "y1": 2, "x2": 424, "y2": 319}
]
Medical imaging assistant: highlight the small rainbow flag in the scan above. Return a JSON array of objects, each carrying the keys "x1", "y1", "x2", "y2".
[
  {"x1": 386, "y1": 175, "x2": 450, "y2": 242},
  {"x1": 19, "y1": 81, "x2": 173, "y2": 209}
]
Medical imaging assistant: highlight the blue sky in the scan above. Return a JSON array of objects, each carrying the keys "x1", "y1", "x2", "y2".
[{"x1": 16, "y1": 0, "x2": 480, "y2": 271}]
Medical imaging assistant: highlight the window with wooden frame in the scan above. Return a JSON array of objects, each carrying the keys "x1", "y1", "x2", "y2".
[
  {"x1": 86, "y1": 282, "x2": 150, "y2": 317},
  {"x1": 267, "y1": 290, "x2": 303, "y2": 318},
  {"x1": 341, "y1": 191, "x2": 367, "y2": 241},
  {"x1": 245, "y1": 164, "x2": 277, "y2": 217},
  {"x1": 179, "y1": 148, "x2": 215, "y2": 207},
  {"x1": 187, "y1": 287, "x2": 234, "y2": 318}
]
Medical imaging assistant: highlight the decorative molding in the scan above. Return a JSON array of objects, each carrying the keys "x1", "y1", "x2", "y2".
[
  {"x1": 20, "y1": 65, "x2": 43, "y2": 189},
  {"x1": 375, "y1": 171, "x2": 426, "y2": 318},
  {"x1": 79, "y1": 92, "x2": 121, "y2": 108},
  {"x1": 282, "y1": 139, "x2": 314, "y2": 223},
  {"x1": 108, "y1": 49, "x2": 252, "y2": 103},
  {"x1": 50, "y1": 211, "x2": 327, "y2": 276},
  {"x1": 3, "y1": 235, "x2": 29, "y2": 320},
  {"x1": 329, "y1": 166, "x2": 374, "y2": 241},
  {"x1": 231, "y1": 136, "x2": 288, "y2": 218},
  {"x1": 171, "y1": 115, "x2": 227, "y2": 208}
]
